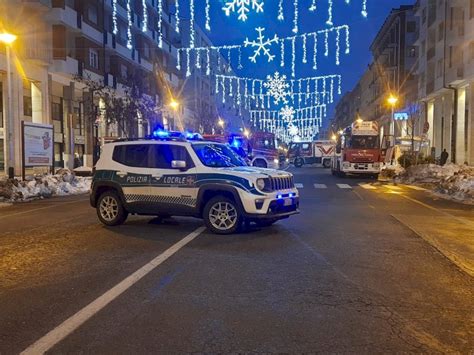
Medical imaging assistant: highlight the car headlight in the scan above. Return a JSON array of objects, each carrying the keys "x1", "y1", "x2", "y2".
[
  {"x1": 256, "y1": 178, "x2": 266, "y2": 191},
  {"x1": 273, "y1": 158, "x2": 279, "y2": 164}
]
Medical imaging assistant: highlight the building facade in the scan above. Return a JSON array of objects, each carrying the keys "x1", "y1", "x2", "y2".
[
  {"x1": 416, "y1": 0, "x2": 474, "y2": 164},
  {"x1": 0, "y1": 0, "x2": 182, "y2": 176}
]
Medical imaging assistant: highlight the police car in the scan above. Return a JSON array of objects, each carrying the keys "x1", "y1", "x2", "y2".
[{"x1": 90, "y1": 134, "x2": 299, "y2": 234}]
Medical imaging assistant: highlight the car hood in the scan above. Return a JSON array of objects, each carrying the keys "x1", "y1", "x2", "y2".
[{"x1": 217, "y1": 166, "x2": 292, "y2": 179}]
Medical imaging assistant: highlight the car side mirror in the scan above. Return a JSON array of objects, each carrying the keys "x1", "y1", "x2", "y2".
[{"x1": 171, "y1": 160, "x2": 187, "y2": 170}]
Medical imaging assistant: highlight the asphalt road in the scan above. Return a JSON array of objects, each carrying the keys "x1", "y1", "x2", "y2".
[{"x1": 0, "y1": 168, "x2": 473, "y2": 353}]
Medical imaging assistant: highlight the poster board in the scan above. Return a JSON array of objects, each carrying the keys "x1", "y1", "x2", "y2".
[{"x1": 22, "y1": 121, "x2": 54, "y2": 179}]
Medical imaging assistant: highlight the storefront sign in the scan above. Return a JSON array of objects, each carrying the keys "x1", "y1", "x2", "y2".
[
  {"x1": 394, "y1": 112, "x2": 409, "y2": 121},
  {"x1": 22, "y1": 122, "x2": 54, "y2": 167},
  {"x1": 74, "y1": 135, "x2": 85, "y2": 145}
]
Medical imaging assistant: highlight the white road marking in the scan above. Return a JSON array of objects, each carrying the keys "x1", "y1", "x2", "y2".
[
  {"x1": 314, "y1": 184, "x2": 328, "y2": 189},
  {"x1": 404, "y1": 185, "x2": 427, "y2": 191},
  {"x1": 337, "y1": 184, "x2": 352, "y2": 189},
  {"x1": 359, "y1": 183, "x2": 376, "y2": 190},
  {"x1": 295, "y1": 183, "x2": 304, "y2": 188},
  {"x1": 21, "y1": 226, "x2": 207, "y2": 355}
]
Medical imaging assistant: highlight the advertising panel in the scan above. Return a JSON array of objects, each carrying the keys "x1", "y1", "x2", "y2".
[{"x1": 23, "y1": 122, "x2": 54, "y2": 167}]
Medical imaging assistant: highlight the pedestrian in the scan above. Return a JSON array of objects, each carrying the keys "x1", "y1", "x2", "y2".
[{"x1": 440, "y1": 149, "x2": 449, "y2": 166}]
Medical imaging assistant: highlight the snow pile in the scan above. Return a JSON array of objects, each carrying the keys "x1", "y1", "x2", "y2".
[
  {"x1": 397, "y1": 163, "x2": 474, "y2": 204},
  {"x1": 0, "y1": 169, "x2": 91, "y2": 202}
]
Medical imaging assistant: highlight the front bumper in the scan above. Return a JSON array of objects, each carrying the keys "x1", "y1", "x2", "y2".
[
  {"x1": 244, "y1": 197, "x2": 300, "y2": 220},
  {"x1": 342, "y1": 163, "x2": 380, "y2": 174}
]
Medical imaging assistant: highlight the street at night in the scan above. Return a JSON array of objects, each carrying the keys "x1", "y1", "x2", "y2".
[{"x1": 1, "y1": 168, "x2": 473, "y2": 353}]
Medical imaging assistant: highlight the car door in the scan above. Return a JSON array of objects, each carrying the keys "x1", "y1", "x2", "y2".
[
  {"x1": 148, "y1": 144, "x2": 198, "y2": 214},
  {"x1": 111, "y1": 143, "x2": 153, "y2": 212}
]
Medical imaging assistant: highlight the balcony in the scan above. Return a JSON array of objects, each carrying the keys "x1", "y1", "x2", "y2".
[
  {"x1": 50, "y1": 56, "x2": 79, "y2": 76},
  {"x1": 82, "y1": 22, "x2": 103, "y2": 44},
  {"x1": 47, "y1": 6, "x2": 80, "y2": 31},
  {"x1": 20, "y1": 0, "x2": 51, "y2": 8},
  {"x1": 22, "y1": 46, "x2": 51, "y2": 64}
]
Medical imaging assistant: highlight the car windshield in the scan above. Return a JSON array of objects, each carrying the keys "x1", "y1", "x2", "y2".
[
  {"x1": 347, "y1": 136, "x2": 379, "y2": 149},
  {"x1": 193, "y1": 143, "x2": 248, "y2": 168}
]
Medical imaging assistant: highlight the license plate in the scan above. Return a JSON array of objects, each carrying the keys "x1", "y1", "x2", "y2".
[{"x1": 284, "y1": 198, "x2": 293, "y2": 206}]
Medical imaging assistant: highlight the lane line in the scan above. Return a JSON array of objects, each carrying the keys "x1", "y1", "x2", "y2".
[
  {"x1": 21, "y1": 226, "x2": 207, "y2": 355},
  {"x1": 295, "y1": 183, "x2": 304, "y2": 188},
  {"x1": 359, "y1": 183, "x2": 376, "y2": 190},
  {"x1": 0, "y1": 198, "x2": 89, "y2": 220},
  {"x1": 404, "y1": 185, "x2": 427, "y2": 191},
  {"x1": 336, "y1": 184, "x2": 352, "y2": 189},
  {"x1": 313, "y1": 183, "x2": 327, "y2": 189}
]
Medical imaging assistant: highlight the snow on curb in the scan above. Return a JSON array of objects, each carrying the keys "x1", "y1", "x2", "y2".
[
  {"x1": 396, "y1": 163, "x2": 474, "y2": 204},
  {"x1": 0, "y1": 169, "x2": 91, "y2": 202}
]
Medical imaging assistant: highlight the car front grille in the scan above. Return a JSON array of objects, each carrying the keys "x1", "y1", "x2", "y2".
[{"x1": 270, "y1": 176, "x2": 294, "y2": 191}]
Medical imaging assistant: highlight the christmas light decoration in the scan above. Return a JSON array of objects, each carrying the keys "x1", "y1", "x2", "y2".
[
  {"x1": 175, "y1": 0, "x2": 180, "y2": 33},
  {"x1": 309, "y1": 0, "x2": 317, "y2": 11},
  {"x1": 264, "y1": 72, "x2": 290, "y2": 105},
  {"x1": 205, "y1": 0, "x2": 211, "y2": 31},
  {"x1": 280, "y1": 105, "x2": 296, "y2": 123},
  {"x1": 190, "y1": 0, "x2": 195, "y2": 48},
  {"x1": 244, "y1": 27, "x2": 279, "y2": 63},
  {"x1": 180, "y1": 25, "x2": 350, "y2": 74},
  {"x1": 112, "y1": 0, "x2": 118, "y2": 35},
  {"x1": 278, "y1": 0, "x2": 284, "y2": 20},
  {"x1": 293, "y1": 0, "x2": 299, "y2": 33},
  {"x1": 223, "y1": 0, "x2": 264, "y2": 22},
  {"x1": 362, "y1": 0, "x2": 368, "y2": 17},
  {"x1": 142, "y1": 0, "x2": 148, "y2": 32},
  {"x1": 126, "y1": 0, "x2": 133, "y2": 49},
  {"x1": 157, "y1": 0, "x2": 163, "y2": 47}
]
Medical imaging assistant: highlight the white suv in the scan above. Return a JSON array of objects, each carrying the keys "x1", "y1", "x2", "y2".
[{"x1": 90, "y1": 138, "x2": 299, "y2": 234}]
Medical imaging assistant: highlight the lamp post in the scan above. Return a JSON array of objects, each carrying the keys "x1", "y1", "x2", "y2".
[
  {"x1": 387, "y1": 94, "x2": 399, "y2": 137},
  {"x1": 0, "y1": 32, "x2": 17, "y2": 178}
]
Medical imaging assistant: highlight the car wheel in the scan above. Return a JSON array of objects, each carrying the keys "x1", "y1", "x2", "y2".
[
  {"x1": 97, "y1": 191, "x2": 128, "y2": 226},
  {"x1": 323, "y1": 159, "x2": 331, "y2": 169},
  {"x1": 204, "y1": 196, "x2": 242, "y2": 235},
  {"x1": 253, "y1": 159, "x2": 267, "y2": 168},
  {"x1": 294, "y1": 157, "x2": 304, "y2": 168}
]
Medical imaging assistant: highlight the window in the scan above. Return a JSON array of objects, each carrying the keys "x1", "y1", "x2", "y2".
[
  {"x1": 469, "y1": 42, "x2": 474, "y2": 62},
  {"x1": 407, "y1": 46, "x2": 416, "y2": 57},
  {"x1": 87, "y1": 5, "x2": 98, "y2": 25},
  {"x1": 112, "y1": 145, "x2": 150, "y2": 168},
  {"x1": 192, "y1": 143, "x2": 246, "y2": 168},
  {"x1": 436, "y1": 58, "x2": 443, "y2": 78},
  {"x1": 52, "y1": 102, "x2": 62, "y2": 121},
  {"x1": 151, "y1": 145, "x2": 194, "y2": 169},
  {"x1": 120, "y1": 64, "x2": 128, "y2": 79},
  {"x1": 406, "y1": 21, "x2": 416, "y2": 33},
  {"x1": 23, "y1": 96, "x2": 32, "y2": 117},
  {"x1": 471, "y1": 0, "x2": 474, "y2": 19},
  {"x1": 89, "y1": 49, "x2": 99, "y2": 69},
  {"x1": 438, "y1": 22, "x2": 444, "y2": 42}
]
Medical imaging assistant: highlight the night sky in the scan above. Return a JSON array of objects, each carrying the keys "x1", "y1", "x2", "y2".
[{"x1": 188, "y1": 0, "x2": 413, "y2": 126}]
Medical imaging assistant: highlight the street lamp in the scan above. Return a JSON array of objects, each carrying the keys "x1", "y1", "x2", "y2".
[
  {"x1": 0, "y1": 32, "x2": 17, "y2": 177},
  {"x1": 218, "y1": 118, "x2": 224, "y2": 127},
  {"x1": 169, "y1": 98, "x2": 179, "y2": 111},
  {"x1": 243, "y1": 128, "x2": 250, "y2": 138},
  {"x1": 387, "y1": 94, "x2": 399, "y2": 137}
]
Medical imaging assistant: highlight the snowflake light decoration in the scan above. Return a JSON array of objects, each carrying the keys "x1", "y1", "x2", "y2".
[
  {"x1": 280, "y1": 105, "x2": 296, "y2": 123},
  {"x1": 223, "y1": 0, "x2": 264, "y2": 22},
  {"x1": 264, "y1": 72, "x2": 290, "y2": 105},
  {"x1": 244, "y1": 27, "x2": 279, "y2": 63},
  {"x1": 289, "y1": 124, "x2": 299, "y2": 136}
]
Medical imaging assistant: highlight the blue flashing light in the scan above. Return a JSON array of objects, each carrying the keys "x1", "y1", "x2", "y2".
[
  {"x1": 152, "y1": 129, "x2": 169, "y2": 138},
  {"x1": 289, "y1": 193, "x2": 294, "y2": 198},
  {"x1": 231, "y1": 138, "x2": 241, "y2": 148},
  {"x1": 277, "y1": 194, "x2": 283, "y2": 199}
]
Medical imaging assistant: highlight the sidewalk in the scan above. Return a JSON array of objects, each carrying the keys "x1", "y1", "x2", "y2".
[{"x1": 391, "y1": 195, "x2": 474, "y2": 277}]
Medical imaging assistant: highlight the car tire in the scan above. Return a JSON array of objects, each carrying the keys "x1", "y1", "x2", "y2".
[
  {"x1": 203, "y1": 196, "x2": 242, "y2": 235},
  {"x1": 97, "y1": 190, "x2": 128, "y2": 226},
  {"x1": 253, "y1": 159, "x2": 267, "y2": 168},
  {"x1": 294, "y1": 157, "x2": 304, "y2": 168},
  {"x1": 323, "y1": 159, "x2": 331, "y2": 169}
]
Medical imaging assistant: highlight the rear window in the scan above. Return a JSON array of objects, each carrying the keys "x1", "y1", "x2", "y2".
[{"x1": 112, "y1": 144, "x2": 150, "y2": 168}]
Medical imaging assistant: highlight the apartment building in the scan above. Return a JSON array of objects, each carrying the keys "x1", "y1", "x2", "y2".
[
  {"x1": 416, "y1": 0, "x2": 474, "y2": 164},
  {"x1": 0, "y1": 0, "x2": 182, "y2": 176},
  {"x1": 332, "y1": 6, "x2": 419, "y2": 141}
]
